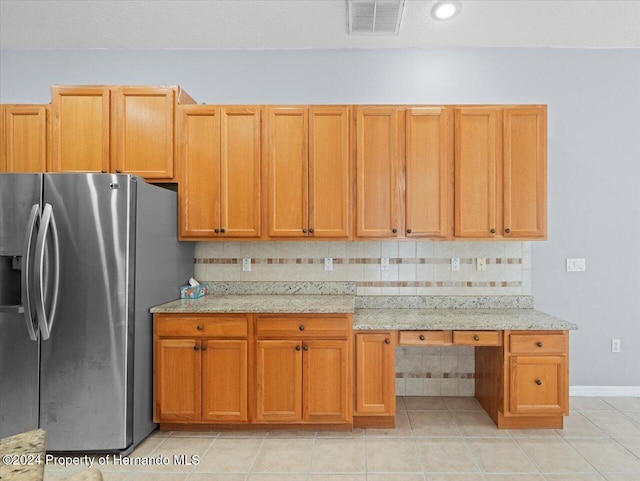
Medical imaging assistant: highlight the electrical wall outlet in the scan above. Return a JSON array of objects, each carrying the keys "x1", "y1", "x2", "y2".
[
  {"x1": 451, "y1": 257, "x2": 460, "y2": 271},
  {"x1": 477, "y1": 257, "x2": 487, "y2": 272},
  {"x1": 566, "y1": 258, "x2": 586, "y2": 272},
  {"x1": 611, "y1": 339, "x2": 621, "y2": 353},
  {"x1": 381, "y1": 257, "x2": 390, "y2": 271},
  {"x1": 242, "y1": 258, "x2": 251, "y2": 272},
  {"x1": 324, "y1": 257, "x2": 333, "y2": 271}
]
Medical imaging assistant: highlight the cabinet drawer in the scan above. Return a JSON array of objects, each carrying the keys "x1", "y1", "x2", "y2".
[
  {"x1": 509, "y1": 332, "x2": 567, "y2": 354},
  {"x1": 509, "y1": 355, "x2": 568, "y2": 415},
  {"x1": 452, "y1": 330, "x2": 502, "y2": 346},
  {"x1": 398, "y1": 330, "x2": 452, "y2": 346},
  {"x1": 256, "y1": 316, "x2": 350, "y2": 339},
  {"x1": 156, "y1": 316, "x2": 248, "y2": 338}
]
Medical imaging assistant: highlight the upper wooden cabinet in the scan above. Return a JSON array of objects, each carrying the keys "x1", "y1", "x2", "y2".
[
  {"x1": 356, "y1": 106, "x2": 453, "y2": 239},
  {"x1": 454, "y1": 106, "x2": 546, "y2": 239},
  {"x1": 266, "y1": 106, "x2": 350, "y2": 238},
  {"x1": 0, "y1": 104, "x2": 48, "y2": 173},
  {"x1": 404, "y1": 107, "x2": 453, "y2": 238},
  {"x1": 51, "y1": 85, "x2": 195, "y2": 181},
  {"x1": 178, "y1": 106, "x2": 261, "y2": 239}
]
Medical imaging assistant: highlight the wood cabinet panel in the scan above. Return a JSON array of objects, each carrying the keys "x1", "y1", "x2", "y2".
[
  {"x1": 509, "y1": 355, "x2": 568, "y2": 415},
  {"x1": 454, "y1": 108, "x2": 500, "y2": 238},
  {"x1": 221, "y1": 107, "x2": 261, "y2": 237},
  {"x1": 356, "y1": 107, "x2": 400, "y2": 237},
  {"x1": 398, "y1": 330, "x2": 451, "y2": 345},
  {"x1": 1, "y1": 105, "x2": 47, "y2": 172},
  {"x1": 155, "y1": 339, "x2": 201, "y2": 422},
  {"x1": 202, "y1": 339, "x2": 248, "y2": 421},
  {"x1": 113, "y1": 87, "x2": 175, "y2": 179},
  {"x1": 155, "y1": 315, "x2": 248, "y2": 338},
  {"x1": 308, "y1": 106, "x2": 350, "y2": 238},
  {"x1": 179, "y1": 106, "x2": 221, "y2": 238},
  {"x1": 405, "y1": 107, "x2": 452, "y2": 238},
  {"x1": 303, "y1": 340, "x2": 351, "y2": 423},
  {"x1": 255, "y1": 340, "x2": 303, "y2": 422},
  {"x1": 354, "y1": 332, "x2": 395, "y2": 415},
  {"x1": 255, "y1": 315, "x2": 350, "y2": 339},
  {"x1": 453, "y1": 330, "x2": 502, "y2": 346},
  {"x1": 503, "y1": 107, "x2": 547, "y2": 238},
  {"x1": 266, "y1": 107, "x2": 308, "y2": 237},
  {"x1": 51, "y1": 86, "x2": 110, "y2": 173},
  {"x1": 508, "y1": 332, "x2": 567, "y2": 355}
]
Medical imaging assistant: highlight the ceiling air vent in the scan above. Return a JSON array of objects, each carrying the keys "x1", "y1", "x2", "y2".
[{"x1": 348, "y1": 0, "x2": 406, "y2": 35}]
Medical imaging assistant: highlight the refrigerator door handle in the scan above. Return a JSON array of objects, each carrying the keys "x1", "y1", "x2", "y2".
[
  {"x1": 21, "y1": 204, "x2": 40, "y2": 341},
  {"x1": 34, "y1": 203, "x2": 60, "y2": 341}
]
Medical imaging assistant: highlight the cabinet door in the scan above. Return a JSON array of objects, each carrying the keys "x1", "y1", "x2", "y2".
[
  {"x1": 2, "y1": 105, "x2": 47, "y2": 172},
  {"x1": 113, "y1": 87, "x2": 175, "y2": 180},
  {"x1": 308, "y1": 107, "x2": 350, "y2": 238},
  {"x1": 155, "y1": 339, "x2": 201, "y2": 422},
  {"x1": 354, "y1": 332, "x2": 395, "y2": 415},
  {"x1": 303, "y1": 340, "x2": 351, "y2": 423},
  {"x1": 221, "y1": 107, "x2": 261, "y2": 238},
  {"x1": 509, "y1": 356, "x2": 568, "y2": 415},
  {"x1": 356, "y1": 107, "x2": 400, "y2": 237},
  {"x1": 405, "y1": 107, "x2": 452, "y2": 238},
  {"x1": 255, "y1": 340, "x2": 302, "y2": 422},
  {"x1": 503, "y1": 107, "x2": 547, "y2": 238},
  {"x1": 266, "y1": 107, "x2": 308, "y2": 237},
  {"x1": 454, "y1": 108, "x2": 500, "y2": 238},
  {"x1": 202, "y1": 340, "x2": 248, "y2": 422},
  {"x1": 51, "y1": 86, "x2": 110, "y2": 173},
  {"x1": 178, "y1": 106, "x2": 221, "y2": 239}
]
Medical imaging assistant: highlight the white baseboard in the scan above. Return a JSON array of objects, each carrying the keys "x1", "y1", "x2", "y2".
[{"x1": 570, "y1": 385, "x2": 640, "y2": 397}]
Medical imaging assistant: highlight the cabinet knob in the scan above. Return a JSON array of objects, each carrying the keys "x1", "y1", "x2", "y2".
[
  {"x1": 490, "y1": 229, "x2": 496, "y2": 234},
  {"x1": 385, "y1": 338, "x2": 391, "y2": 344},
  {"x1": 536, "y1": 341, "x2": 543, "y2": 347},
  {"x1": 197, "y1": 325, "x2": 203, "y2": 331},
  {"x1": 419, "y1": 334, "x2": 425, "y2": 341},
  {"x1": 299, "y1": 325, "x2": 305, "y2": 331},
  {"x1": 309, "y1": 228, "x2": 314, "y2": 234},
  {"x1": 220, "y1": 228, "x2": 226, "y2": 233},
  {"x1": 407, "y1": 229, "x2": 412, "y2": 234},
  {"x1": 302, "y1": 228, "x2": 307, "y2": 233},
  {"x1": 295, "y1": 345, "x2": 301, "y2": 351},
  {"x1": 116, "y1": 169, "x2": 122, "y2": 174},
  {"x1": 201, "y1": 345, "x2": 207, "y2": 351},
  {"x1": 473, "y1": 335, "x2": 480, "y2": 341},
  {"x1": 303, "y1": 345, "x2": 309, "y2": 351},
  {"x1": 505, "y1": 228, "x2": 511, "y2": 234},
  {"x1": 101, "y1": 170, "x2": 107, "y2": 174},
  {"x1": 214, "y1": 228, "x2": 220, "y2": 234},
  {"x1": 535, "y1": 379, "x2": 542, "y2": 386},
  {"x1": 193, "y1": 345, "x2": 199, "y2": 351},
  {"x1": 391, "y1": 228, "x2": 397, "y2": 234}
]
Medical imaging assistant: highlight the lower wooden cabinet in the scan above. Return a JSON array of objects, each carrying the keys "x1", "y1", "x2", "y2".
[
  {"x1": 509, "y1": 355, "x2": 567, "y2": 415},
  {"x1": 255, "y1": 315, "x2": 352, "y2": 424},
  {"x1": 354, "y1": 331, "x2": 396, "y2": 427},
  {"x1": 154, "y1": 314, "x2": 249, "y2": 424}
]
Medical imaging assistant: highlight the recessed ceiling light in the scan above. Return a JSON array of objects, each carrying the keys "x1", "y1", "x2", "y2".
[{"x1": 431, "y1": 1, "x2": 461, "y2": 20}]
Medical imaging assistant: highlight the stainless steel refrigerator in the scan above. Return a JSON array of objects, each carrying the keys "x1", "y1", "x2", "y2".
[{"x1": 0, "y1": 173, "x2": 193, "y2": 452}]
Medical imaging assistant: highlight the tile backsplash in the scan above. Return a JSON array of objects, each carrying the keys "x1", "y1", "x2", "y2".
[{"x1": 194, "y1": 240, "x2": 531, "y2": 296}]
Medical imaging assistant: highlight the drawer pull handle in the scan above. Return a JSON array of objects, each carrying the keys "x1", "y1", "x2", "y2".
[
  {"x1": 193, "y1": 345, "x2": 199, "y2": 351},
  {"x1": 201, "y1": 345, "x2": 207, "y2": 351},
  {"x1": 490, "y1": 228, "x2": 496, "y2": 234},
  {"x1": 303, "y1": 345, "x2": 309, "y2": 351},
  {"x1": 535, "y1": 379, "x2": 542, "y2": 386},
  {"x1": 392, "y1": 228, "x2": 397, "y2": 234},
  {"x1": 197, "y1": 325, "x2": 203, "y2": 331},
  {"x1": 473, "y1": 335, "x2": 480, "y2": 341},
  {"x1": 536, "y1": 341, "x2": 543, "y2": 347},
  {"x1": 299, "y1": 325, "x2": 305, "y2": 331},
  {"x1": 419, "y1": 335, "x2": 425, "y2": 341},
  {"x1": 385, "y1": 338, "x2": 391, "y2": 344},
  {"x1": 214, "y1": 228, "x2": 220, "y2": 234},
  {"x1": 295, "y1": 345, "x2": 301, "y2": 351}
]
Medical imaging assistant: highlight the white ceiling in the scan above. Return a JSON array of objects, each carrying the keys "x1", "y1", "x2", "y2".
[{"x1": 1, "y1": 0, "x2": 639, "y2": 50}]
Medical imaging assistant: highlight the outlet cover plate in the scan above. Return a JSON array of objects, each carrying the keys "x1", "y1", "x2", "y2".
[
  {"x1": 324, "y1": 257, "x2": 333, "y2": 271},
  {"x1": 477, "y1": 257, "x2": 487, "y2": 272},
  {"x1": 381, "y1": 257, "x2": 390, "y2": 271},
  {"x1": 242, "y1": 258, "x2": 251, "y2": 272},
  {"x1": 567, "y1": 258, "x2": 586, "y2": 272},
  {"x1": 451, "y1": 258, "x2": 460, "y2": 271}
]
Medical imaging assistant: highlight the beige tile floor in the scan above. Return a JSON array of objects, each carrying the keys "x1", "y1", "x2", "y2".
[{"x1": 43, "y1": 396, "x2": 640, "y2": 481}]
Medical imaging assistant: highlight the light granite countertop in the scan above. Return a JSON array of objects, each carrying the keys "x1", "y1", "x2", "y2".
[
  {"x1": 0, "y1": 429, "x2": 45, "y2": 481},
  {"x1": 353, "y1": 308, "x2": 578, "y2": 331},
  {"x1": 150, "y1": 294, "x2": 356, "y2": 314}
]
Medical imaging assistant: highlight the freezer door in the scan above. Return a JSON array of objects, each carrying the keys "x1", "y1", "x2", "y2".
[{"x1": 39, "y1": 173, "x2": 134, "y2": 451}]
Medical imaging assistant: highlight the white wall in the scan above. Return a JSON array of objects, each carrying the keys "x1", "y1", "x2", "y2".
[{"x1": 1, "y1": 48, "x2": 639, "y2": 388}]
